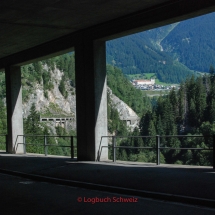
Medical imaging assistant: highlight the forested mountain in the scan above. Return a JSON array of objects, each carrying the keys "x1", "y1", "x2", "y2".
[
  {"x1": 107, "y1": 65, "x2": 151, "y2": 116},
  {"x1": 106, "y1": 28, "x2": 192, "y2": 83},
  {"x1": 114, "y1": 69, "x2": 215, "y2": 166},
  {"x1": 161, "y1": 12, "x2": 215, "y2": 72},
  {"x1": 106, "y1": 12, "x2": 215, "y2": 83}
]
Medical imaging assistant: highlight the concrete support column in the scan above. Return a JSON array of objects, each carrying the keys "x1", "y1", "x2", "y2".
[
  {"x1": 5, "y1": 66, "x2": 24, "y2": 153},
  {"x1": 75, "y1": 39, "x2": 108, "y2": 161}
]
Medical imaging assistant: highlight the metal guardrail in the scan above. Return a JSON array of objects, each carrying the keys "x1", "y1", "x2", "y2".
[
  {"x1": 98, "y1": 135, "x2": 215, "y2": 169},
  {"x1": 2, "y1": 134, "x2": 215, "y2": 169},
  {"x1": 17, "y1": 135, "x2": 77, "y2": 159}
]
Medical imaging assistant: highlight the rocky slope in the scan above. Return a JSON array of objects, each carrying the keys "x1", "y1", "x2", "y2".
[
  {"x1": 23, "y1": 65, "x2": 75, "y2": 118},
  {"x1": 22, "y1": 64, "x2": 138, "y2": 132},
  {"x1": 108, "y1": 87, "x2": 139, "y2": 130}
]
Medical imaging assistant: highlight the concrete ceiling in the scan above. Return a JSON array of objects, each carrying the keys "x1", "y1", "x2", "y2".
[
  {"x1": 1, "y1": 0, "x2": 215, "y2": 67},
  {"x1": 0, "y1": 0, "x2": 169, "y2": 59}
]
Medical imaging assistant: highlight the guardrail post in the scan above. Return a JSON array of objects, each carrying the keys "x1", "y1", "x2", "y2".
[
  {"x1": 213, "y1": 135, "x2": 215, "y2": 169},
  {"x1": 23, "y1": 135, "x2": 26, "y2": 154},
  {"x1": 71, "y1": 136, "x2": 74, "y2": 159},
  {"x1": 44, "y1": 135, "x2": 47, "y2": 156},
  {"x1": 112, "y1": 136, "x2": 116, "y2": 163},
  {"x1": 156, "y1": 135, "x2": 160, "y2": 165}
]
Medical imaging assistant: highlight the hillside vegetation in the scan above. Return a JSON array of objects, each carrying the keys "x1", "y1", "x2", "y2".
[
  {"x1": 107, "y1": 12, "x2": 215, "y2": 83},
  {"x1": 106, "y1": 25, "x2": 193, "y2": 83},
  {"x1": 161, "y1": 12, "x2": 215, "y2": 72},
  {"x1": 107, "y1": 65, "x2": 151, "y2": 116},
  {"x1": 114, "y1": 66, "x2": 215, "y2": 166}
]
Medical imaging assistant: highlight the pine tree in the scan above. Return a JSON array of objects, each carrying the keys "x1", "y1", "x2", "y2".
[
  {"x1": 59, "y1": 76, "x2": 68, "y2": 99},
  {"x1": 209, "y1": 64, "x2": 215, "y2": 83},
  {"x1": 0, "y1": 100, "x2": 7, "y2": 150},
  {"x1": 156, "y1": 115, "x2": 164, "y2": 136},
  {"x1": 194, "y1": 77, "x2": 206, "y2": 125},
  {"x1": 24, "y1": 103, "x2": 41, "y2": 134},
  {"x1": 24, "y1": 103, "x2": 45, "y2": 153},
  {"x1": 178, "y1": 82, "x2": 186, "y2": 124},
  {"x1": 209, "y1": 99, "x2": 215, "y2": 123},
  {"x1": 148, "y1": 120, "x2": 156, "y2": 147},
  {"x1": 182, "y1": 150, "x2": 193, "y2": 165},
  {"x1": 188, "y1": 98, "x2": 196, "y2": 127},
  {"x1": 130, "y1": 127, "x2": 143, "y2": 154},
  {"x1": 139, "y1": 110, "x2": 152, "y2": 136},
  {"x1": 169, "y1": 88, "x2": 178, "y2": 121}
]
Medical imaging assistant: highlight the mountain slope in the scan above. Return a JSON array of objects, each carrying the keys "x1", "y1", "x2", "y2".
[
  {"x1": 161, "y1": 12, "x2": 215, "y2": 72},
  {"x1": 106, "y1": 23, "x2": 193, "y2": 83},
  {"x1": 106, "y1": 12, "x2": 215, "y2": 83}
]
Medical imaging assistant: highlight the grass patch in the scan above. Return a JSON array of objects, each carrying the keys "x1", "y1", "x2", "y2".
[
  {"x1": 144, "y1": 73, "x2": 156, "y2": 79},
  {"x1": 155, "y1": 79, "x2": 174, "y2": 86}
]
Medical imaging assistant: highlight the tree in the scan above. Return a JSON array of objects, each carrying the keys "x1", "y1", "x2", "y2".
[
  {"x1": 33, "y1": 62, "x2": 43, "y2": 83},
  {"x1": 0, "y1": 99, "x2": 7, "y2": 150},
  {"x1": 139, "y1": 110, "x2": 152, "y2": 136},
  {"x1": 59, "y1": 76, "x2": 68, "y2": 98},
  {"x1": 107, "y1": 64, "x2": 145, "y2": 115},
  {"x1": 209, "y1": 65, "x2": 215, "y2": 83},
  {"x1": 169, "y1": 88, "x2": 178, "y2": 121},
  {"x1": 188, "y1": 99, "x2": 196, "y2": 127},
  {"x1": 107, "y1": 92, "x2": 128, "y2": 136},
  {"x1": 24, "y1": 103, "x2": 41, "y2": 135},
  {"x1": 23, "y1": 103, "x2": 45, "y2": 153},
  {"x1": 209, "y1": 99, "x2": 215, "y2": 123},
  {"x1": 145, "y1": 120, "x2": 156, "y2": 148},
  {"x1": 130, "y1": 127, "x2": 143, "y2": 154},
  {"x1": 200, "y1": 121, "x2": 215, "y2": 146}
]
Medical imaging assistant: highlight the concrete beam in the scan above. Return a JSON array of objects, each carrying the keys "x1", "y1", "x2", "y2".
[
  {"x1": 93, "y1": 0, "x2": 215, "y2": 40},
  {"x1": 0, "y1": 0, "x2": 215, "y2": 69},
  {"x1": 5, "y1": 66, "x2": 24, "y2": 153},
  {"x1": 75, "y1": 39, "x2": 108, "y2": 161}
]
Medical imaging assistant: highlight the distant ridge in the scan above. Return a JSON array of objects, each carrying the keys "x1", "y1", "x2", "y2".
[{"x1": 106, "y1": 12, "x2": 215, "y2": 83}]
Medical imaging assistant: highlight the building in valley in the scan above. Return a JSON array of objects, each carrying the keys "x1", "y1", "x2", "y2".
[{"x1": 133, "y1": 79, "x2": 155, "y2": 86}]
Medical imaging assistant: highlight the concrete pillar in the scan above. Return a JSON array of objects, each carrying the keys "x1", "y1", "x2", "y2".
[
  {"x1": 5, "y1": 66, "x2": 24, "y2": 153},
  {"x1": 75, "y1": 39, "x2": 108, "y2": 161}
]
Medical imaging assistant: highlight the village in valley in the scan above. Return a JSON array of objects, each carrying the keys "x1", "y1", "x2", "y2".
[{"x1": 131, "y1": 78, "x2": 179, "y2": 91}]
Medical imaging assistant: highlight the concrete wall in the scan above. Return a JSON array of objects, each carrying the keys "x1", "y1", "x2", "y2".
[
  {"x1": 75, "y1": 39, "x2": 108, "y2": 161},
  {"x1": 5, "y1": 66, "x2": 24, "y2": 153},
  {"x1": 40, "y1": 117, "x2": 75, "y2": 127}
]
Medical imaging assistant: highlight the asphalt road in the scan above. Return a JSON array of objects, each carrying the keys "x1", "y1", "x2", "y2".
[{"x1": 1, "y1": 173, "x2": 215, "y2": 215}]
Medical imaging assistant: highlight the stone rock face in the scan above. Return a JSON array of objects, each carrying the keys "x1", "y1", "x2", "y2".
[
  {"x1": 22, "y1": 65, "x2": 138, "y2": 132},
  {"x1": 22, "y1": 66, "x2": 76, "y2": 119},
  {"x1": 108, "y1": 87, "x2": 139, "y2": 130}
]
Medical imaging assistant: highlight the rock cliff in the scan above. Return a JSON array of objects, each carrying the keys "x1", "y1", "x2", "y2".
[{"x1": 22, "y1": 65, "x2": 138, "y2": 131}]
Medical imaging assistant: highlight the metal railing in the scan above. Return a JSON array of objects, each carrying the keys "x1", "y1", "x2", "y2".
[
  {"x1": 98, "y1": 135, "x2": 215, "y2": 169},
  {"x1": 17, "y1": 135, "x2": 77, "y2": 158},
  {"x1": 2, "y1": 134, "x2": 215, "y2": 168}
]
